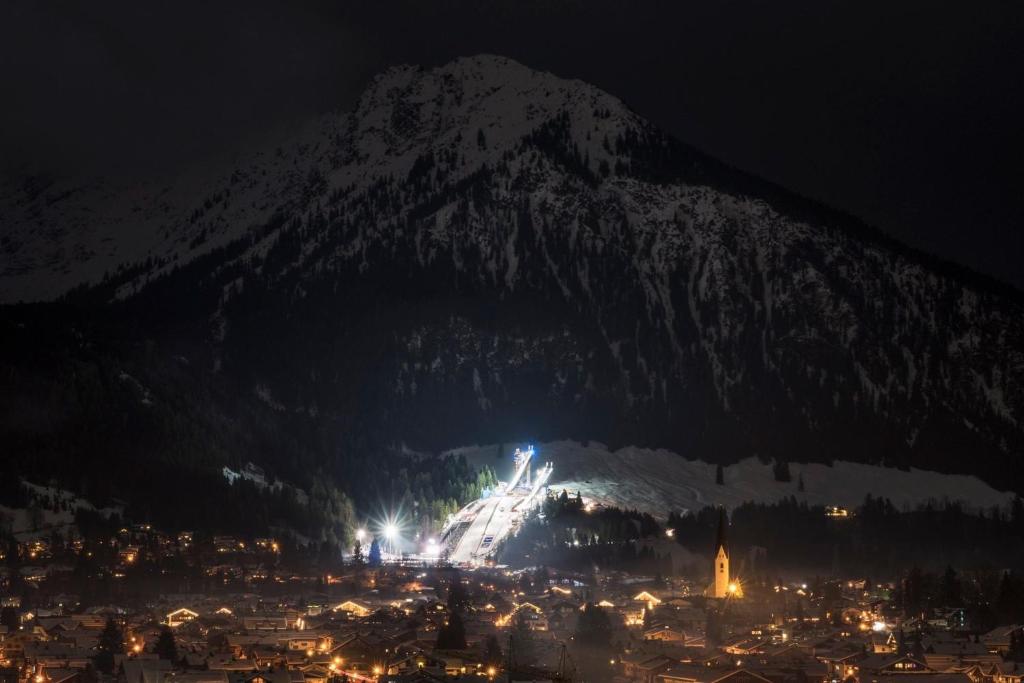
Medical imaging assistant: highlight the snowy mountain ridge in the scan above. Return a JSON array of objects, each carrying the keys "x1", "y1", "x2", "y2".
[
  {"x1": 0, "y1": 56, "x2": 632, "y2": 302},
  {"x1": 445, "y1": 440, "x2": 1018, "y2": 518},
  {"x1": 1, "y1": 55, "x2": 1022, "y2": 491}
]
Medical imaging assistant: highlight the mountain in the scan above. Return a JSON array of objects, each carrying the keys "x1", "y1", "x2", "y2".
[{"x1": 2, "y1": 54, "x2": 1022, "y2": 521}]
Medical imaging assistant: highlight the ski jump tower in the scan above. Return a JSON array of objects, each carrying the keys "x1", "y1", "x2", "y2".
[{"x1": 513, "y1": 446, "x2": 533, "y2": 489}]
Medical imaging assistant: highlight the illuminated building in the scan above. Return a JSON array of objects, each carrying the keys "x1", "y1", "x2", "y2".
[{"x1": 713, "y1": 508, "x2": 731, "y2": 599}]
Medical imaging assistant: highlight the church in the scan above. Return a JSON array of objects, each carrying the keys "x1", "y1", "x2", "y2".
[{"x1": 709, "y1": 507, "x2": 742, "y2": 599}]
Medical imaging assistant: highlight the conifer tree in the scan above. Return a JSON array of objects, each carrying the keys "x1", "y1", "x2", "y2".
[
  {"x1": 95, "y1": 617, "x2": 124, "y2": 674},
  {"x1": 155, "y1": 626, "x2": 177, "y2": 662},
  {"x1": 575, "y1": 603, "x2": 612, "y2": 648},
  {"x1": 436, "y1": 610, "x2": 467, "y2": 650},
  {"x1": 367, "y1": 538, "x2": 382, "y2": 567},
  {"x1": 483, "y1": 634, "x2": 503, "y2": 666}
]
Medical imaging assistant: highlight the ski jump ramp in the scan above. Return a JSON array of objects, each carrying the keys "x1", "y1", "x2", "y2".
[{"x1": 442, "y1": 447, "x2": 552, "y2": 565}]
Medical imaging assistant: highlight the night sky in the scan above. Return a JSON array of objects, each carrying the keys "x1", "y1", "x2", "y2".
[{"x1": 3, "y1": 0, "x2": 1022, "y2": 288}]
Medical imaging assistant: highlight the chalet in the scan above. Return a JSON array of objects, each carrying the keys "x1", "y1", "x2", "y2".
[
  {"x1": 385, "y1": 652, "x2": 446, "y2": 676},
  {"x1": 381, "y1": 670, "x2": 448, "y2": 683},
  {"x1": 621, "y1": 653, "x2": 677, "y2": 683},
  {"x1": 244, "y1": 671, "x2": 306, "y2": 683},
  {"x1": 634, "y1": 592, "x2": 663, "y2": 609},
  {"x1": 332, "y1": 601, "x2": 372, "y2": 618},
  {"x1": 242, "y1": 613, "x2": 302, "y2": 631},
  {"x1": 205, "y1": 653, "x2": 259, "y2": 671},
  {"x1": 68, "y1": 614, "x2": 107, "y2": 630},
  {"x1": 990, "y1": 663, "x2": 1024, "y2": 683},
  {"x1": 982, "y1": 626, "x2": 1023, "y2": 655},
  {"x1": 297, "y1": 663, "x2": 332, "y2": 683},
  {"x1": 659, "y1": 665, "x2": 775, "y2": 683},
  {"x1": 122, "y1": 658, "x2": 174, "y2": 683},
  {"x1": 868, "y1": 675, "x2": 973, "y2": 683},
  {"x1": 38, "y1": 668, "x2": 80, "y2": 683},
  {"x1": 644, "y1": 624, "x2": 686, "y2": 643},
  {"x1": 853, "y1": 654, "x2": 930, "y2": 676},
  {"x1": 166, "y1": 608, "x2": 200, "y2": 628}
]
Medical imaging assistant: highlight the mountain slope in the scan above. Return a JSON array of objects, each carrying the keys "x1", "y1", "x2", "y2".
[{"x1": 2, "y1": 55, "x2": 1022, "y2": 496}]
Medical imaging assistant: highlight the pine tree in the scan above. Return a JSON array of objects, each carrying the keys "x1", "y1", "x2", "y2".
[
  {"x1": 510, "y1": 611, "x2": 534, "y2": 667},
  {"x1": 95, "y1": 617, "x2": 124, "y2": 674},
  {"x1": 715, "y1": 464, "x2": 724, "y2": 485},
  {"x1": 448, "y1": 576, "x2": 469, "y2": 611},
  {"x1": 940, "y1": 566, "x2": 961, "y2": 607},
  {"x1": 575, "y1": 603, "x2": 612, "y2": 648},
  {"x1": 797, "y1": 473, "x2": 805, "y2": 492},
  {"x1": 0, "y1": 606, "x2": 18, "y2": 632},
  {"x1": 996, "y1": 571, "x2": 1024, "y2": 624},
  {"x1": 352, "y1": 539, "x2": 364, "y2": 566},
  {"x1": 773, "y1": 459, "x2": 792, "y2": 482},
  {"x1": 483, "y1": 634, "x2": 503, "y2": 666},
  {"x1": 154, "y1": 626, "x2": 177, "y2": 662},
  {"x1": 367, "y1": 538, "x2": 382, "y2": 567},
  {"x1": 436, "y1": 610, "x2": 467, "y2": 650}
]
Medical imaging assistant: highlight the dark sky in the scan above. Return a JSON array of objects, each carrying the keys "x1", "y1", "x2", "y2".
[{"x1": 3, "y1": 0, "x2": 1022, "y2": 288}]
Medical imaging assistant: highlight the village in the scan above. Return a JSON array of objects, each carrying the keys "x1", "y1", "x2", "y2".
[{"x1": 1, "y1": 515, "x2": 1023, "y2": 683}]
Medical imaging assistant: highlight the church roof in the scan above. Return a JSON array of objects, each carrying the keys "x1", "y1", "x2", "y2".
[{"x1": 715, "y1": 508, "x2": 729, "y2": 557}]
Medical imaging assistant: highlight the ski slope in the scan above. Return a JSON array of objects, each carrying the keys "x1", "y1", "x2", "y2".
[
  {"x1": 443, "y1": 440, "x2": 1015, "y2": 519},
  {"x1": 445, "y1": 461, "x2": 553, "y2": 564}
]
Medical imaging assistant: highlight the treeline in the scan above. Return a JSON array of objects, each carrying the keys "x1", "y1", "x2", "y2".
[
  {"x1": 893, "y1": 565, "x2": 1024, "y2": 630},
  {"x1": 0, "y1": 310, "x2": 495, "y2": 549},
  {"x1": 667, "y1": 495, "x2": 1024, "y2": 574},
  {"x1": 498, "y1": 490, "x2": 671, "y2": 574}
]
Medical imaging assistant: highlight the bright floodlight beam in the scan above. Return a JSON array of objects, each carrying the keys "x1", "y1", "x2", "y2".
[{"x1": 506, "y1": 446, "x2": 534, "y2": 490}]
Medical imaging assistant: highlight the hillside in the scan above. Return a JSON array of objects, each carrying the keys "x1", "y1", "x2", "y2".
[
  {"x1": 1, "y1": 54, "x2": 1022, "y2": 526},
  {"x1": 445, "y1": 441, "x2": 1017, "y2": 519}
]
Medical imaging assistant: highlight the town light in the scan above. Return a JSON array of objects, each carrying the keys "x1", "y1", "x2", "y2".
[
  {"x1": 487, "y1": 667, "x2": 496, "y2": 677},
  {"x1": 384, "y1": 524, "x2": 398, "y2": 541},
  {"x1": 356, "y1": 528, "x2": 366, "y2": 541}
]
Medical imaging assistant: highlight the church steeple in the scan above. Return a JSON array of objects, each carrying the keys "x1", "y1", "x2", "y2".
[
  {"x1": 713, "y1": 507, "x2": 731, "y2": 598},
  {"x1": 715, "y1": 506, "x2": 729, "y2": 558}
]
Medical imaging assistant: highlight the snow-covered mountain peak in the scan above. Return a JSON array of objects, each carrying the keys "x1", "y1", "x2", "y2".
[
  {"x1": 341, "y1": 54, "x2": 640, "y2": 184},
  {"x1": 1, "y1": 55, "x2": 1022, "y2": 496},
  {"x1": 0, "y1": 55, "x2": 644, "y2": 304}
]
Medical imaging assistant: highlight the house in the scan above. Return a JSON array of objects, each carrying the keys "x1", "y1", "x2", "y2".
[
  {"x1": 122, "y1": 658, "x2": 174, "y2": 683},
  {"x1": 853, "y1": 654, "x2": 930, "y2": 676},
  {"x1": 982, "y1": 626, "x2": 1023, "y2": 655},
  {"x1": 989, "y1": 662, "x2": 1024, "y2": 683},
  {"x1": 659, "y1": 665, "x2": 775, "y2": 683},
  {"x1": 644, "y1": 625, "x2": 686, "y2": 643},
  {"x1": 332, "y1": 601, "x2": 372, "y2": 618},
  {"x1": 634, "y1": 592, "x2": 663, "y2": 610},
  {"x1": 166, "y1": 608, "x2": 200, "y2": 628},
  {"x1": 621, "y1": 653, "x2": 677, "y2": 683},
  {"x1": 385, "y1": 652, "x2": 446, "y2": 676}
]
